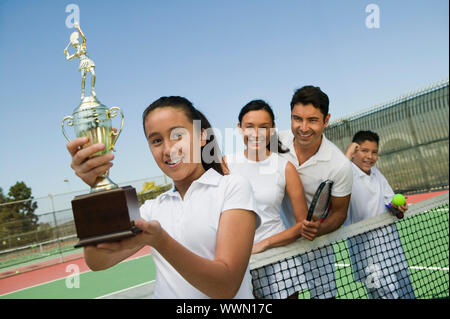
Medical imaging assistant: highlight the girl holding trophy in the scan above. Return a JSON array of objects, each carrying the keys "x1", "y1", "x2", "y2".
[{"x1": 66, "y1": 96, "x2": 260, "y2": 298}]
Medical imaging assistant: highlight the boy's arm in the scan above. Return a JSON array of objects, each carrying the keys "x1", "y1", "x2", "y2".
[{"x1": 345, "y1": 142, "x2": 359, "y2": 160}]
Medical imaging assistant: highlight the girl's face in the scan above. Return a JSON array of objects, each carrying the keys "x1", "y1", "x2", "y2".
[
  {"x1": 144, "y1": 107, "x2": 206, "y2": 184},
  {"x1": 238, "y1": 110, "x2": 274, "y2": 155}
]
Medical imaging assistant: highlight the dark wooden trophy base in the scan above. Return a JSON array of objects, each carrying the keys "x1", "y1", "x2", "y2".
[{"x1": 71, "y1": 186, "x2": 142, "y2": 248}]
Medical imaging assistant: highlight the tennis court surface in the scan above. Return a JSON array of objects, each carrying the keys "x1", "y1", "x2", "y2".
[{"x1": 0, "y1": 192, "x2": 448, "y2": 299}]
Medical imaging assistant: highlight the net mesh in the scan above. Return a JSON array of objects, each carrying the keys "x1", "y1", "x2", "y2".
[{"x1": 250, "y1": 193, "x2": 449, "y2": 299}]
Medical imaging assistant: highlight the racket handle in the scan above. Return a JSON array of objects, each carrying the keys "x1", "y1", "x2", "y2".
[{"x1": 386, "y1": 204, "x2": 404, "y2": 219}]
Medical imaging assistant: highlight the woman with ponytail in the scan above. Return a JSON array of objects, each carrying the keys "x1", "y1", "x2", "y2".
[{"x1": 222, "y1": 99, "x2": 308, "y2": 299}]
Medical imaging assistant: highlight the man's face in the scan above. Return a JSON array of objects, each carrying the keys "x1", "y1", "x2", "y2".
[
  {"x1": 352, "y1": 140, "x2": 379, "y2": 174},
  {"x1": 291, "y1": 103, "x2": 330, "y2": 149}
]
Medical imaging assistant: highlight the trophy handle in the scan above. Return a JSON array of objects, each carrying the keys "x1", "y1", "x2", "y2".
[
  {"x1": 61, "y1": 116, "x2": 74, "y2": 142},
  {"x1": 108, "y1": 107, "x2": 124, "y2": 152}
]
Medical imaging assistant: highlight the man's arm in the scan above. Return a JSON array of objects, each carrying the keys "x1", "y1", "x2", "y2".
[{"x1": 301, "y1": 157, "x2": 353, "y2": 240}]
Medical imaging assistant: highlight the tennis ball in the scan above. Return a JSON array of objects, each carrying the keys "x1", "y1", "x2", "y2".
[{"x1": 392, "y1": 194, "x2": 406, "y2": 206}]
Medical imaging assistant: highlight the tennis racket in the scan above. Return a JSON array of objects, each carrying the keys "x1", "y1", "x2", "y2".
[{"x1": 306, "y1": 180, "x2": 333, "y2": 221}]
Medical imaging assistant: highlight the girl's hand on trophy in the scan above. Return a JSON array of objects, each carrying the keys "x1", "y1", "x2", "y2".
[
  {"x1": 94, "y1": 220, "x2": 163, "y2": 252},
  {"x1": 67, "y1": 137, "x2": 114, "y2": 187},
  {"x1": 133, "y1": 220, "x2": 164, "y2": 249}
]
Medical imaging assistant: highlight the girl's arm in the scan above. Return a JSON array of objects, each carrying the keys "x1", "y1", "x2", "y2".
[
  {"x1": 74, "y1": 22, "x2": 87, "y2": 47},
  {"x1": 149, "y1": 210, "x2": 256, "y2": 298},
  {"x1": 98, "y1": 210, "x2": 256, "y2": 299},
  {"x1": 252, "y1": 162, "x2": 308, "y2": 253},
  {"x1": 65, "y1": 47, "x2": 80, "y2": 61},
  {"x1": 84, "y1": 237, "x2": 146, "y2": 271},
  {"x1": 220, "y1": 155, "x2": 230, "y2": 175}
]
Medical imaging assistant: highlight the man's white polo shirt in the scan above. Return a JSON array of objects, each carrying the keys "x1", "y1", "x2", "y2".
[
  {"x1": 275, "y1": 131, "x2": 353, "y2": 298},
  {"x1": 278, "y1": 130, "x2": 353, "y2": 227},
  {"x1": 140, "y1": 168, "x2": 260, "y2": 299},
  {"x1": 344, "y1": 163, "x2": 394, "y2": 225}
]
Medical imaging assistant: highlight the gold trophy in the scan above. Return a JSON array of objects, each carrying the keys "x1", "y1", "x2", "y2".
[{"x1": 62, "y1": 23, "x2": 141, "y2": 248}]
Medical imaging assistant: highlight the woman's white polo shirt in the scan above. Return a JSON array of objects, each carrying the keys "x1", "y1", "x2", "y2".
[{"x1": 139, "y1": 168, "x2": 260, "y2": 299}]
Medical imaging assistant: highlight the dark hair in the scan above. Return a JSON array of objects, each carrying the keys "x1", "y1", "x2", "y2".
[
  {"x1": 142, "y1": 96, "x2": 224, "y2": 175},
  {"x1": 290, "y1": 85, "x2": 329, "y2": 117},
  {"x1": 238, "y1": 99, "x2": 288, "y2": 154},
  {"x1": 352, "y1": 130, "x2": 380, "y2": 146}
]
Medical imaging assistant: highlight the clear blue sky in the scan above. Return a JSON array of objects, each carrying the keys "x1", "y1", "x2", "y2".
[{"x1": 0, "y1": 0, "x2": 448, "y2": 198}]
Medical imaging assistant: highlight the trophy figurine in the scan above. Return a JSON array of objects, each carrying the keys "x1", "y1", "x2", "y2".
[{"x1": 62, "y1": 22, "x2": 141, "y2": 248}]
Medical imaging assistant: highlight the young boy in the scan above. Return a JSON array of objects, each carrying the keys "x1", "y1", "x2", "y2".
[{"x1": 344, "y1": 130, "x2": 415, "y2": 299}]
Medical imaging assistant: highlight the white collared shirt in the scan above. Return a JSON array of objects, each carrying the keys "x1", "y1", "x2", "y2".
[
  {"x1": 226, "y1": 152, "x2": 288, "y2": 244},
  {"x1": 278, "y1": 130, "x2": 353, "y2": 227},
  {"x1": 139, "y1": 168, "x2": 260, "y2": 299},
  {"x1": 344, "y1": 163, "x2": 394, "y2": 225}
]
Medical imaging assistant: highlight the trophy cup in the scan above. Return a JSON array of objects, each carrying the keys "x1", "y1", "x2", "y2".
[{"x1": 62, "y1": 23, "x2": 141, "y2": 248}]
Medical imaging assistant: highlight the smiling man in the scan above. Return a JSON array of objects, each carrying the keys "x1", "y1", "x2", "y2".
[{"x1": 278, "y1": 85, "x2": 353, "y2": 298}]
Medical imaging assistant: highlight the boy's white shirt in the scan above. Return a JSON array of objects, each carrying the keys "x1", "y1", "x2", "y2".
[{"x1": 344, "y1": 162, "x2": 395, "y2": 226}]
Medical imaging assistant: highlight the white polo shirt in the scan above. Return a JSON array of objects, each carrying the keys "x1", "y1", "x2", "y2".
[
  {"x1": 278, "y1": 130, "x2": 353, "y2": 227},
  {"x1": 139, "y1": 168, "x2": 260, "y2": 299},
  {"x1": 276, "y1": 131, "x2": 353, "y2": 298},
  {"x1": 226, "y1": 152, "x2": 288, "y2": 244},
  {"x1": 344, "y1": 163, "x2": 394, "y2": 225}
]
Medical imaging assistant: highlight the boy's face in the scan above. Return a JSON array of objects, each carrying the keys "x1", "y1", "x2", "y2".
[{"x1": 352, "y1": 140, "x2": 379, "y2": 174}]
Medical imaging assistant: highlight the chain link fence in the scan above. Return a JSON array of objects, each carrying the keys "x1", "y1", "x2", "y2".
[
  {"x1": 0, "y1": 175, "x2": 171, "y2": 274},
  {"x1": 325, "y1": 79, "x2": 449, "y2": 195}
]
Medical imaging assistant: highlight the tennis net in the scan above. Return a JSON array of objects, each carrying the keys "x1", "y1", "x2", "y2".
[{"x1": 249, "y1": 193, "x2": 449, "y2": 299}]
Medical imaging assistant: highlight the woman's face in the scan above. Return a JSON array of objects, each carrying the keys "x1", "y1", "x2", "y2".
[
  {"x1": 144, "y1": 107, "x2": 205, "y2": 183},
  {"x1": 238, "y1": 110, "x2": 274, "y2": 156}
]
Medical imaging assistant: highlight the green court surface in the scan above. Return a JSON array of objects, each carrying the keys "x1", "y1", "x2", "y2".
[
  {"x1": 396, "y1": 207, "x2": 449, "y2": 298},
  {"x1": 1, "y1": 255, "x2": 156, "y2": 299}
]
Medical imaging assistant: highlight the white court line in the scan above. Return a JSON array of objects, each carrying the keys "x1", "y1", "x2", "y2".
[
  {"x1": 334, "y1": 263, "x2": 449, "y2": 271},
  {"x1": 96, "y1": 280, "x2": 155, "y2": 299},
  {"x1": 410, "y1": 266, "x2": 449, "y2": 271}
]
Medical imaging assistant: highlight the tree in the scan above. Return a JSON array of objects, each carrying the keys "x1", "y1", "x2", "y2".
[
  {"x1": 0, "y1": 182, "x2": 39, "y2": 247},
  {"x1": 137, "y1": 181, "x2": 172, "y2": 206}
]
